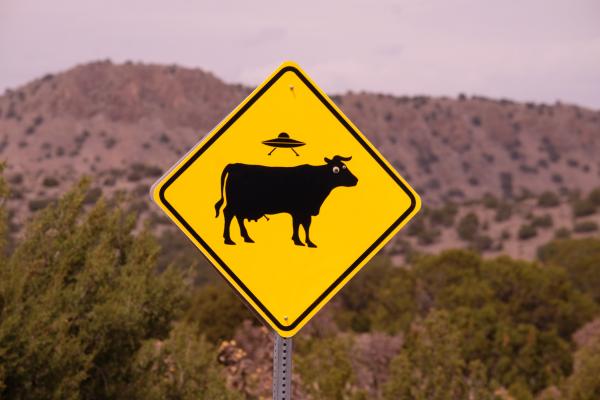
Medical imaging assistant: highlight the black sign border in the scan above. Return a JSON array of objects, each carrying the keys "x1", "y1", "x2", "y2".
[{"x1": 158, "y1": 66, "x2": 417, "y2": 332}]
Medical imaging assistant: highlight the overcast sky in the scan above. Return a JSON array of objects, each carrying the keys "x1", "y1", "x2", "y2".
[{"x1": 1, "y1": 0, "x2": 599, "y2": 108}]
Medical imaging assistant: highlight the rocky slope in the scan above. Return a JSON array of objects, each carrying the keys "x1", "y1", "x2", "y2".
[{"x1": 0, "y1": 61, "x2": 599, "y2": 258}]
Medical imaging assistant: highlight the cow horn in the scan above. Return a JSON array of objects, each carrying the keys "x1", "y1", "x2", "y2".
[
  {"x1": 324, "y1": 157, "x2": 331, "y2": 163},
  {"x1": 333, "y1": 155, "x2": 352, "y2": 162}
]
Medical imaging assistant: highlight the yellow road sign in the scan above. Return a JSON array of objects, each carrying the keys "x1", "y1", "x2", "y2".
[{"x1": 152, "y1": 62, "x2": 421, "y2": 337}]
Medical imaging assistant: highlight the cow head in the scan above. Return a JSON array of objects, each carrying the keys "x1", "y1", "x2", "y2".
[{"x1": 324, "y1": 155, "x2": 358, "y2": 187}]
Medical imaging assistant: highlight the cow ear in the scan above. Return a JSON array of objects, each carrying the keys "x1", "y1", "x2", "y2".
[{"x1": 324, "y1": 157, "x2": 331, "y2": 163}]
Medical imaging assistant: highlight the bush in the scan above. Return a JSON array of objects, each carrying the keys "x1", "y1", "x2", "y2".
[
  {"x1": 588, "y1": 187, "x2": 600, "y2": 206},
  {"x1": 499, "y1": 172, "x2": 513, "y2": 198},
  {"x1": 405, "y1": 218, "x2": 425, "y2": 237},
  {"x1": 8, "y1": 173, "x2": 23, "y2": 185},
  {"x1": 28, "y1": 197, "x2": 54, "y2": 211},
  {"x1": 572, "y1": 199, "x2": 596, "y2": 218},
  {"x1": 297, "y1": 335, "x2": 358, "y2": 400},
  {"x1": 42, "y1": 176, "x2": 60, "y2": 188},
  {"x1": 494, "y1": 202, "x2": 512, "y2": 222},
  {"x1": 518, "y1": 224, "x2": 537, "y2": 240},
  {"x1": 429, "y1": 203, "x2": 458, "y2": 227},
  {"x1": 417, "y1": 227, "x2": 441, "y2": 246},
  {"x1": 83, "y1": 186, "x2": 103, "y2": 204},
  {"x1": 457, "y1": 212, "x2": 479, "y2": 241},
  {"x1": 472, "y1": 235, "x2": 493, "y2": 252},
  {"x1": 414, "y1": 251, "x2": 597, "y2": 394},
  {"x1": 336, "y1": 256, "x2": 416, "y2": 334},
  {"x1": 538, "y1": 191, "x2": 560, "y2": 207},
  {"x1": 562, "y1": 333, "x2": 600, "y2": 399},
  {"x1": 183, "y1": 283, "x2": 253, "y2": 343},
  {"x1": 538, "y1": 238, "x2": 600, "y2": 302},
  {"x1": 130, "y1": 322, "x2": 241, "y2": 400},
  {"x1": 574, "y1": 221, "x2": 598, "y2": 233},
  {"x1": 554, "y1": 227, "x2": 571, "y2": 239},
  {"x1": 383, "y1": 311, "x2": 493, "y2": 400},
  {"x1": 0, "y1": 182, "x2": 194, "y2": 398},
  {"x1": 532, "y1": 214, "x2": 554, "y2": 229},
  {"x1": 482, "y1": 193, "x2": 499, "y2": 209}
]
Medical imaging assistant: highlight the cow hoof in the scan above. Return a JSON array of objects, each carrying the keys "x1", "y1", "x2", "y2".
[
  {"x1": 307, "y1": 241, "x2": 317, "y2": 248},
  {"x1": 244, "y1": 237, "x2": 254, "y2": 243},
  {"x1": 224, "y1": 238, "x2": 236, "y2": 245}
]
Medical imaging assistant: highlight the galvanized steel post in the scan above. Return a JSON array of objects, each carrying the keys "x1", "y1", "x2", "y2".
[{"x1": 273, "y1": 333, "x2": 292, "y2": 400}]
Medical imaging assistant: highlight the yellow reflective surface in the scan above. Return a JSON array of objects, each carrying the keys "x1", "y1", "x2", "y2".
[{"x1": 152, "y1": 62, "x2": 420, "y2": 337}]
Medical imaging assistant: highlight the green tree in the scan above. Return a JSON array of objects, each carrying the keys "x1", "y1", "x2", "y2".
[
  {"x1": 335, "y1": 256, "x2": 416, "y2": 334},
  {"x1": 588, "y1": 187, "x2": 600, "y2": 207},
  {"x1": 538, "y1": 191, "x2": 560, "y2": 208},
  {"x1": 413, "y1": 251, "x2": 597, "y2": 394},
  {"x1": 0, "y1": 180, "x2": 235, "y2": 399},
  {"x1": 296, "y1": 335, "x2": 359, "y2": 400},
  {"x1": 538, "y1": 238, "x2": 600, "y2": 302},
  {"x1": 457, "y1": 212, "x2": 479, "y2": 241},
  {"x1": 128, "y1": 322, "x2": 241, "y2": 400},
  {"x1": 383, "y1": 310, "x2": 495, "y2": 400},
  {"x1": 183, "y1": 283, "x2": 253, "y2": 343},
  {"x1": 562, "y1": 332, "x2": 600, "y2": 399},
  {"x1": 572, "y1": 199, "x2": 596, "y2": 218}
]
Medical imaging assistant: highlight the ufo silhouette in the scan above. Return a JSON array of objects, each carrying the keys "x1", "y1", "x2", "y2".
[{"x1": 262, "y1": 132, "x2": 305, "y2": 156}]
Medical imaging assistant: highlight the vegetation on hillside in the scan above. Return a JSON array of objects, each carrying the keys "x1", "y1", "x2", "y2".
[{"x1": 1, "y1": 173, "x2": 600, "y2": 399}]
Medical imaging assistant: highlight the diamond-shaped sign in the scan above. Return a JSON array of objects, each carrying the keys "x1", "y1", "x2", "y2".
[{"x1": 152, "y1": 62, "x2": 421, "y2": 337}]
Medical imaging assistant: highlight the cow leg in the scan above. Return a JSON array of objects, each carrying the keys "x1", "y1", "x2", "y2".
[
  {"x1": 291, "y1": 215, "x2": 304, "y2": 246},
  {"x1": 236, "y1": 216, "x2": 254, "y2": 243},
  {"x1": 301, "y1": 216, "x2": 317, "y2": 248},
  {"x1": 223, "y1": 208, "x2": 235, "y2": 245}
]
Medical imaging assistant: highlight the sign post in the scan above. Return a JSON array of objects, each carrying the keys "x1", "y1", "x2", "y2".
[
  {"x1": 151, "y1": 61, "x2": 420, "y2": 397},
  {"x1": 273, "y1": 334, "x2": 293, "y2": 400}
]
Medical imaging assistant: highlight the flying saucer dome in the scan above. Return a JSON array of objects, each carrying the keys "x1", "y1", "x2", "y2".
[{"x1": 262, "y1": 132, "x2": 305, "y2": 148}]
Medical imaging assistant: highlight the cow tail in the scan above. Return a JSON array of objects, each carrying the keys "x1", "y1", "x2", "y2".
[{"x1": 215, "y1": 164, "x2": 231, "y2": 217}]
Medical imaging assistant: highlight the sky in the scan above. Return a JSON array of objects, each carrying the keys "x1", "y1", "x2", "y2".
[{"x1": 1, "y1": 0, "x2": 599, "y2": 108}]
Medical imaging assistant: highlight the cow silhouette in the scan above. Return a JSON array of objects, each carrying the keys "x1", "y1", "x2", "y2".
[{"x1": 214, "y1": 155, "x2": 358, "y2": 247}]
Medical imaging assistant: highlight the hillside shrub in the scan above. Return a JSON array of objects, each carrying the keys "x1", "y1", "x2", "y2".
[
  {"x1": 472, "y1": 235, "x2": 493, "y2": 252},
  {"x1": 405, "y1": 218, "x2": 425, "y2": 237},
  {"x1": 42, "y1": 176, "x2": 60, "y2": 188},
  {"x1": 572, "y1": 199, "x2": 596, "y2": 217},
  {"x1": 414, "y1": 250, "x2": 597, "y2": 394},
  {"x1": 335, "y1": 256, "x2": 416, "y2": 334},
  {"x1": 417, "y1": 227, "x2": 441, "y2": 246},
  {"x1": 429, "y1": 203, "x2": 458, "y2": 227},
  {"x1": 538, "y1": 238, "x2": 600, "y2": 302},
  {"x1": 554, "y1": 227, "x2": 571, "y2": 239},
  {"x1": 457, "y1": 212, "x2": 479, "y2": 241},
  {"x1": 573, "y1": 221, "x2": 598, "y2": 233},
  {"x1": 588, "y1": 187, "x2": 600, "y2": 206},
  {"x1": 297, "y1": 335, "x2": 359, "y2": 400},
  {"x1": 518, "y1": 224, "x2": 538, "y2": 240},
  {"x1": 562, "y1": 332, "x2": 600, "y2": 399},
  {"x1": 532, "y1": 214, "x2": 554, "y2": 229},
  {"x1": 129, "y1": 322, "x2": 241, "y2": 400},
  {"x1": 183, "y1": 283, "x2": 253, "y2": 344},
  {"x1": 494, "y1": 202, "x2": 512, "y2": 222},
  {"x1": 538, "y1": 191, "x2": 560, "y2": 207},
  {"x1": 0, "y1": 181, "x2": 223, "y2": 398},
  {"x1": 28, "y1": 197, "x2": 54, "y2": 211},
  {"x1": 383, "y1": 311, "x2": 495, "y2": 400},
  {"x1": 482, "y1": 193, "x2": 499, "y2": 209}
]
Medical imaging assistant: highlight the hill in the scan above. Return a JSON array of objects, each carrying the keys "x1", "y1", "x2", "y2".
[{"x1": 0, "y1": 60, "x2": 599, "y2": 259}]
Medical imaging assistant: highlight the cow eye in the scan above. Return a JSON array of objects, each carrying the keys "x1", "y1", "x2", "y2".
[
  {"x1": 332, "y1": 166, "x2": 340, "y2": 174},
  {"x1": 342, "y1": 165, "x2": 347, "y2": 169}
]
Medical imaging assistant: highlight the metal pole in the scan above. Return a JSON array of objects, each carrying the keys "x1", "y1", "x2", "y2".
[{"x1": 273, "y1": 333, "x2": 293, "y2": 400}]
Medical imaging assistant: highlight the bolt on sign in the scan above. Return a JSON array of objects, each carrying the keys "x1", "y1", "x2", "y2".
[{"x1": 151, "y1": 62, "x2": 421, "y2": 337}]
